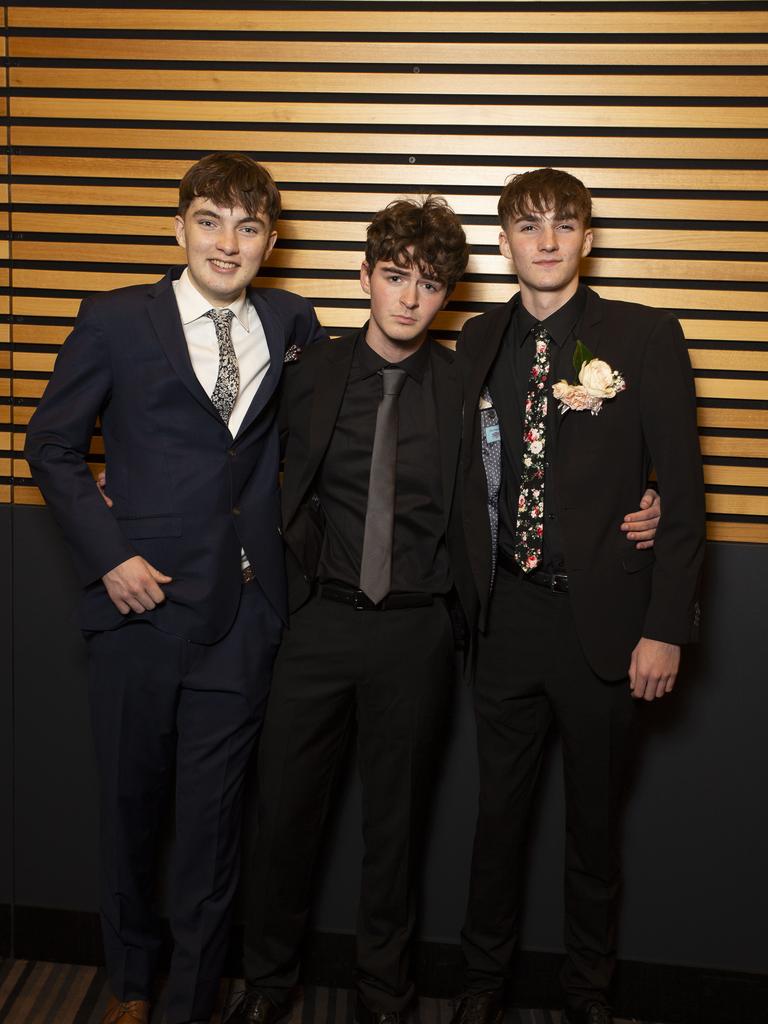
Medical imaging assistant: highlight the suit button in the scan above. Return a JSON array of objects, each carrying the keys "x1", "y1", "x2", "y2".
[
  {"x1": 276, "y1": 526, "x2": 283, "y2": 537},
  {"x1": 232, "y1": 507, "x2": 241, "y2": 516},
  {"x1": 229, "y1": 448, "x2": 237, "y2": 457}
]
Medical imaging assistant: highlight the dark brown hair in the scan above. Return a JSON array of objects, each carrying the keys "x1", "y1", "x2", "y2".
[
  {"x1": 364, "y1": 195, "x2": 469, "y2": 293},
  {"x1": 177, "y1": 152, "x2": 281, "y2": 225},
  {"x1": 498, "y1": 168, "x2": 592, "y2": 229}
]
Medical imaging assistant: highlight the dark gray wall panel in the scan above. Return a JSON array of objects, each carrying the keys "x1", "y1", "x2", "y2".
[
  {"x1": 0, "y1": 505, "x2": 13, "y2": 954},
  {"x1": 12, "y1": 506, "x2": 100, "y2": 910},
  {"x1": 11, "y1": 506, "x2": 768, "y2": 974}
]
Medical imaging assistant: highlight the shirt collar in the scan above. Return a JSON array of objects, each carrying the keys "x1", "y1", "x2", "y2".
[
  {"x1": 514, "y1": 284, "x2": 587, "y2": 349},
  {"x1": 355, "y1": 324, "x2": 430, "y2": 383},
  {"x1": 174, "y1": 267, "x2": 251, "y2": 331}
]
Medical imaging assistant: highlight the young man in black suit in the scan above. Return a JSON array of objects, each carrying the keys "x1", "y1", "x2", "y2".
[
  {"x1": 25, "y1": 153, "x2": 326, "y2": 1024},
  {"x1": 449, "y1": 169, "x2": 705, "y2": 1024},
  {"x1": 229, "y1": 196, "x2": 470, "y2": 1024},
  {"x1": 228, "y1": 196, "x2": 661, "y2": 1024}
]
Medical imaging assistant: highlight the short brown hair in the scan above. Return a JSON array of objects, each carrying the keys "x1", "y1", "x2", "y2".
[
  {"x1": 365, "y1": 195, "x2": 469, "y2": 294},
  {"x1": 178, "y1": 152, "x2": 281, "y2": 226},
  {"x1": 498, "y1": 168, "x2": 592, "y2": 230}
]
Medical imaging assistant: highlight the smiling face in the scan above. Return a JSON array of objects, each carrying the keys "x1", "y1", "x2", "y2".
[
  {"x1": 360, "y1": 252, "x2": 449, "y2": 361},
  {"x1": 499, "y1": 206, "x2": 593, "y2": 317},
  {"x1": 174, "y1": 196, "x2": 277, "y2": 307}
]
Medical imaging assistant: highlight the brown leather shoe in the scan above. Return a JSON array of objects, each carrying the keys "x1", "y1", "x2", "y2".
[{"x1": 101, "y1": 995, "x2": 151, "y2": 1024}]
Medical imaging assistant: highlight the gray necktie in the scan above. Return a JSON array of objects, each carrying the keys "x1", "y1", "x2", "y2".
[
  {"x1": 205, "y1": 308, "x2": 239, "y2": 424},
  {"x1": 359, "y1": 367, "x2": 408, "y2": 605}
]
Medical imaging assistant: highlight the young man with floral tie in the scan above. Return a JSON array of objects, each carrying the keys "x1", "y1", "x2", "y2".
[{"x1": 450, "y1": 168, "x2": 705, "y2": 1024}]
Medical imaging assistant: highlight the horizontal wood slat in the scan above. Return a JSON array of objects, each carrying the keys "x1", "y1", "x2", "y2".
[
  {"x1": 10, "y1": 38, "x2": 768, "y2": 67},
  {"x1": 12, "y1": 68, "x2": 768, "y2": 99},
  {"x1": 8, "y1": 170, "x2": 768, "y2": 224},
  {"x1": 11, "y1": 8, "x2": 768, "y2": 33},
  {"x1": 9, "y1": 151, "x2": 766, "y2": 193},
  {"x1": 9, "y1": 276, "x2": 768, "y2": 317},
  {"x1": 11, "y1": 98, "x2": 768, "y2": 131},
  {"x1": 698, "y1": 408, "x2": 768, "y2": 431},
  {"x1": 9, "y1": 319, "x2": 768, "y2": 351},
  {"x1": 11, "y1": 241, "x2": 768, "y2": 285},
  {"x1": 12, "y1": 216, "x2": 768, "y2": 257},
  {"x1": 11, "y1": 131, "x2": 768, "y2": 162}
]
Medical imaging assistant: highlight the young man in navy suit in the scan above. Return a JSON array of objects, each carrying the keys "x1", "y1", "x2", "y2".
[
  {"x1": 449, "y1": 169, "x2": 705, "y2": 1024},
  {"x1": 25, "y1": 153, "x2": 326, "y2": 1024}
]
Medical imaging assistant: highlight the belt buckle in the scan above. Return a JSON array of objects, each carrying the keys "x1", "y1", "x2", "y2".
[
  {"x1": 551, "y1": 573, "x2": 568, "y2": 593},
  {"x1": 351, "y1": 590, "x2": 375, "y2": 611}
]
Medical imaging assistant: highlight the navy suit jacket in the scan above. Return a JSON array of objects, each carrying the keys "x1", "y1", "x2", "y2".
[
  {"x1": 455, "y1": 287, "x2": 706, "y2": 680},
  {"x1": 25, "y1": 267, "x2": 327, "y2": 643}
]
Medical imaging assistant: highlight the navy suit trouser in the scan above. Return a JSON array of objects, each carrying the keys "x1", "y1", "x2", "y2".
[{"x1": 86, "y1": 582, "x2": 282, "y2": 1024}]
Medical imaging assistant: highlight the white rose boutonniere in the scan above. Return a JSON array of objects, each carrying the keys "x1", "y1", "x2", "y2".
[{"x1": 552, "y1": 340, "x2": 626, "y2": 416}]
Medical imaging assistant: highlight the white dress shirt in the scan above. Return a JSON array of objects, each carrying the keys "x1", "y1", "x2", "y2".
[{"x1": 172, "y1": 267, "x2": 271, "y2": 438}]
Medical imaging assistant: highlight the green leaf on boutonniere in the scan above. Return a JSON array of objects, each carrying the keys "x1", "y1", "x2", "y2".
[{"x1": 572, "y1": 339, "x2": 595, "y2": 381}]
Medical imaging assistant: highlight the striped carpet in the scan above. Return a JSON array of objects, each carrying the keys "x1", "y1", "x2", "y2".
[{"x1": 0, "y1": 961, "x2": 654, "y2": 1024}]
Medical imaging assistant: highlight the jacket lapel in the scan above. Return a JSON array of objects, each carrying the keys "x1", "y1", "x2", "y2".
[
  {"x1": 290, "y1": 332, "x2": 357, "y2": 516},
  {"x1": 430, "y1": 341, "x2": 463, "y2": 527},
  {"x1": 145, "y1": 269, "x2": 221, "y2": 421},
  {"x1": 556, "y1": 286, "x2": 606, "y2": 446},
  {"x1": 234, "y1": 287, "x2": 286, "y2": 437}
]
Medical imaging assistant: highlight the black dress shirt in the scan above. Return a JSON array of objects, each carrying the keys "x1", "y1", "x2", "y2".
[
  {"x1": 316, "y1": 331, "x2": 451, "y2": 595},
  {"x1": 491, "y1": 285, "x2": 588, "y2": 573}
]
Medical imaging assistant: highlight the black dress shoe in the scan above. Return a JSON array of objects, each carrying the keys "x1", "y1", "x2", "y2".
[
  {"x1": 448, "y1": 991, "x2": 505, "y2": 1024},
  {"x1": 354, "y1": 998, "x2": 402, "y2": 1024},
  {"x1": 226, "y1": 990, "x2": 291, "y2": 1024},
  {"x1": 561, "y1": 1003, "x2": 614, "y2": 1024}
]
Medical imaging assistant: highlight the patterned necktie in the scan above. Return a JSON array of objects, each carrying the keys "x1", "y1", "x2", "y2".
[
  {"x1": 359, "y1": 366, "x2": 408, "y2": 605},
  {"x1": 205, "y1": 307, "x2": 239, "y2": 424},
  {"x1": 479, "y1": 386, "x2": 501, "y2": 589},
  {"x1": 514, "y1": 324, "x2": 552, "y2": 572}
]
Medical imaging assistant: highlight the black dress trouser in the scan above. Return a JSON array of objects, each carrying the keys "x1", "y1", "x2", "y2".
[
  {"x1": 461, "y1": 564, "x2": 637, "y2": 1010},
  {"x1": 242, "y1": 591, "x2": 456, "y2": 1013}
]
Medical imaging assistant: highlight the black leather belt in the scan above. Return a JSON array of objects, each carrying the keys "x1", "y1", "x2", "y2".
[
  {"x1": 497, "y1": 551, "x2": 569, "y2": 593},
  {"x1": 319, "y1": 584, "x2": 434, "y2": 611}
]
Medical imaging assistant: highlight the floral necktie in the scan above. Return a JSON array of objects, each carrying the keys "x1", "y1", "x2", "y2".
[
  {"x1": 205, "y1": 307, "x2": 239, "y2": 424},
  {"x1": 514, "y1": 324, "x2": 552, "y2": 572}
]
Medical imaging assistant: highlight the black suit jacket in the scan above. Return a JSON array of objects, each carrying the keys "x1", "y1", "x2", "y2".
[
  {"x1": 25, "y1": 266, "x2": 327, "y2": 642},
  {"x1": 278, "y1": 329, "x2": 468, "y2": 615},
  {"x1": 455, "y1": 286, "x2": 706, "y2": 680}
]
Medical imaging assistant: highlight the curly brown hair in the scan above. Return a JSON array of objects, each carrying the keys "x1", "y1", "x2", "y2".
[
  {"x1": 498, "y1": 168, "x2": 592, "y2": 230},
  {"x1": 364, "y1": 196, "x2": 469, "y2": 294},
  {"x1": 178, "y1": 152, "x2": 281, "y2": 226}
]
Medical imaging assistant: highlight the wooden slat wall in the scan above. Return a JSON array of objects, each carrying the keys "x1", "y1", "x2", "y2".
[{"x1": 3, "y1": 1, "x2": 767, "y2": 543}]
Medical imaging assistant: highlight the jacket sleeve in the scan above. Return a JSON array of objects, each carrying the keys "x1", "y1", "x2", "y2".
[
  {"x1": 639, "y1": 314, "x2": 706, "y2": 644},
  {"x1": 24, "y1": 297, "x2": 137, "y2": 586}
]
